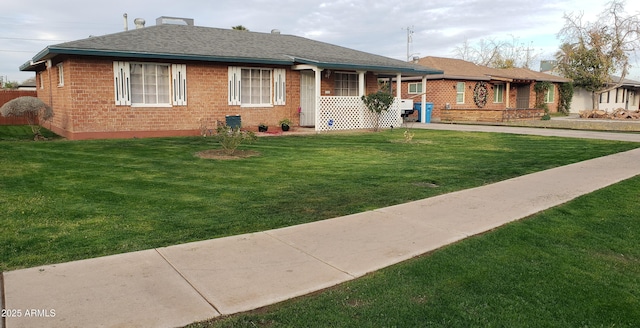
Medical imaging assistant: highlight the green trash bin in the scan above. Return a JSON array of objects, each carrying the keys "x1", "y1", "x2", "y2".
[{"x1": 225, "y1": 115, "x2": 241, "y2": 129}]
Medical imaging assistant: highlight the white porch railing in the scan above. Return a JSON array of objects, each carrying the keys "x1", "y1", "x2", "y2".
[{"x1": 316, "y1": 96, "x2": 402, "y2": 131}]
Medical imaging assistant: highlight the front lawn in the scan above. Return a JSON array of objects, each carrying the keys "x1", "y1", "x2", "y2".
[
  {"x1": 1, "y1": 128, "x2": 638, "y2": 271},
  {"x1": 195, "y1": 174, "x2": 640, "y2": 327}
]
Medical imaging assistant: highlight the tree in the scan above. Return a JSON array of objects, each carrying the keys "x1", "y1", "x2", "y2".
[
  {"x1": 556, "y1": 0, "x2": 640, "y2": 110},
  {"x1": 231, "y1": 25, "x2": 249, "y2": 31},
  {"x1": 558, "y1": 82, "x2": 574, "y2": 115},
  {"x1": 0, "y1": 96, "x2": 53, "y2": 140},
  {"x1": 1, "y1": 81, "x2": 19, "y2": 89},
  {"x1": 453, "y1": 35, "x2": 540, "y2": 69},
  {"x1": 361, "y1": 91, "x2": 394, "y2": 132}
]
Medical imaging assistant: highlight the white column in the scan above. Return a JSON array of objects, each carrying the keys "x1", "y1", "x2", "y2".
[
  {"x1": 358, "y1": 71, "x2": 366, "y2": 97},
  {"x1": 314, "y1": 67, "x2": 323, "y2": 131},
  {"x1": 396, "y1": 73, "x2": 402, "y2": 99},
  {"x1": 421, "y1": 75, "x2": 427, "y2": 123}
]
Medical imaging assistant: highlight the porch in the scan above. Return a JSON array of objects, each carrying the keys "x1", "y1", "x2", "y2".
[
  {"x1": 295, "y1": 66, "x2": 436, "y2": 132},
  {"x1": 314, "y1": 96, "x2": 403, "y2": 131}
]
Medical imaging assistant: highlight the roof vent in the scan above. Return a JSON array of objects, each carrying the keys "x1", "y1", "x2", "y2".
[
  {"x1": 271, "y1": 29, "x2": 281, "y2": 34},
  {"x1": 134, "y1": 18, "x2": 146, "y2": 29},
  {"x1": 156, "y1": 16, "x2": 194, "y2": 26},
  {"x1": 412, "y1": 56, "x2": 420, "y2": 63}
]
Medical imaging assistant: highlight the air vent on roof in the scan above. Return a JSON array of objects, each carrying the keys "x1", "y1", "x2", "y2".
[
  {"x1": 156, "y1": 16, "x2": 194, "y2": 26},
  {"x1": 134, "y1": 18, "x2": 146, "y2": 29},
  {"x1": 271, "y1": 29, "x2": 281, "y2": 34}
]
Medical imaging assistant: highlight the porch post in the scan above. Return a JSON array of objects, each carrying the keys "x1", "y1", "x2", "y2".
[
  {"x1": 358, "y1": 71, "x2": 366, "y2": 97},
  {"x1": 421, "y1": 75, "x2": 427, "y2": 123},
  {"x1": 314, "y1": 67, "x2": 323, "y2": 131},
  {"x1": 506, "y1": 82, "x2": 511, "y2": 108},
  {"x1": 396, "y1": 73, "x2": 402, "y2": 99}
]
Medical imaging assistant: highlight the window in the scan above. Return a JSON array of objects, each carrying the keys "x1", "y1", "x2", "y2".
[
  {"x1": 544, "y1": 85, "x2": 555, "y2": 103},
  {"x1": 130, "y1": 63, "x2": 170, "y2": 105},
  {"x1": 113, "y1": 61, "x2": 186, "y2": 106},
  {"x1": 241, "y1": 68, "x2": 271, "y2": 105},
  {"x1": 456, "y1": 82, "x2": 465, "y2": 104},
  {"x1": 335, "y1": 73, "x2": 359, "y2": 96},
  {"x1": 57, "y1": 63, "x2": 64, "y2": 86},
  {"x1": 494, "y1": 84, "x2": 504, "y2": 103},
  {"x1": 408, "y1": 82, "x2": 423, "y2": 94},
  {"x1": 227, "y1": 67, "x2": 285, "y2": 106}
]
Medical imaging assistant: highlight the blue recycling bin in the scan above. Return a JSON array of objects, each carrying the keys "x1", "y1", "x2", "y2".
[{"x1": 413, "y1": 102, "x2": 433, "y2": 123}]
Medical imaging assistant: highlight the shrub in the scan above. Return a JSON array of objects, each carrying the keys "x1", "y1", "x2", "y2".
[
  {"x1": 362, "y1": 91, "x2": 394, "y2": 132},
  {"x1": 0, "y1": 96, "x2": 53, "y2": 140},
  {"x1": 214, "y1": 124, "x2": 257, "y2": 155}
]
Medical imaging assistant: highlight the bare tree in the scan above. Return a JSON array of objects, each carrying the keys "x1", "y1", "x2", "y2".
[
  {"x1": 453, "y1": 35, "x2": 540, "y2": 69},
  {"x1": 557, "y1": 0, "x2": 640, "y2": 109},
  {"x1": 0, "y1": 97, "x2": 53, "y2": 140}
]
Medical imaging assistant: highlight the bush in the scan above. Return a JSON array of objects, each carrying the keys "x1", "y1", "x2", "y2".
[
  {"x1": 0, "y1": 96, "x2": 53, "y2": 140},
  {"x1": 362, "y1": 91, "x2": 394, "y2": 132},
  {"x1": 214, "y1": 124, "x2": 257, "y2": 155}
]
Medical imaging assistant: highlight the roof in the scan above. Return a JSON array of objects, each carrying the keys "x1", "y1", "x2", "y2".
[
  {"x1": 415, "y1": 56, "x2": 570, "y2": 83},
  {"x1": 20, "y1": 24, "x2": 442, "y2": 76},
  {"x1": 496, "y1": 67, "x2": 570, "y2": 83},
  {"x1": 417, "y1": 57, "x2": 496, "y2": 80},
  {"x1": 609, "y1": 75, "x2": 640, "y2": 88}
]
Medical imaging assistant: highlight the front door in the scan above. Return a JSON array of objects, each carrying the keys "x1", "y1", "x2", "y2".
[
  {"x1": 300, "y1": 71, "x2": 316, "y2": 126},
  {"x1": 516, "y1": 85, "x2": 531, "y2": 109}
]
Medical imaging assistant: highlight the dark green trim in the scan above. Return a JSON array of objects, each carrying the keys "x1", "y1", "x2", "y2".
[
  {"x1": 293, "y1": 57, "x2": 443, "y2": 75},
  {"x1": 20, "y1": 46, "x2": 444, "y2": 76}
]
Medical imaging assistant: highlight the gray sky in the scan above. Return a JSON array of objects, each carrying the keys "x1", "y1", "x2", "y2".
[{"x1": 2, "y1": 0, "x2": 639, "y2": 84}]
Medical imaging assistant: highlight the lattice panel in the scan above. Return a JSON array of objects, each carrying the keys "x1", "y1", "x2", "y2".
[{"x1": 317, "y1": 97, "x2": 402, "y2": 131}]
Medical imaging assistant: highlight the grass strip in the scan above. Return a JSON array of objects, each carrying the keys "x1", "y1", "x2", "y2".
[{"x1": 193, "y1": 175, "x2": 640, "y2": 327}]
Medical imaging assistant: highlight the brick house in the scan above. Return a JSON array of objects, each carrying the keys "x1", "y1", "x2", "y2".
[
  {"x1": 400, "y1": 57, "x2": 570, "y2": 122},
  {"x1": 20, "y1": 19, "x2": 441, "y2": 140}
]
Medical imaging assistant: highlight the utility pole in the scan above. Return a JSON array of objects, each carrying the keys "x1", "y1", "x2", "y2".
[{"x1": 406, "y1": 26, "x2": 414, "y2": 62}]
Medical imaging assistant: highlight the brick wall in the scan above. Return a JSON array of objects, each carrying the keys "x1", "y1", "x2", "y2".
[
  {"x1": 0, "y1": 90, "x2": 38, "y2": 125},
  {"x1": 400, "y1": 79, "x2": 561, "y2": 121},
  {"x1": 34, "y1": 57, "x2": 389, "y2": 139},
  {"x1": 37, "y1": 57, "x2": 310, "y2": 139},
  {"x1": 440, "y1": 108, "x2": 544, "y2": 122}
]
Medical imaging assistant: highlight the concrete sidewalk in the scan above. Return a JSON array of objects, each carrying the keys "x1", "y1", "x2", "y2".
[
  {"x1": 410, "y1": 122, "x2": 640, "y2": 142},
  {"x1": 3, "y1": 126, "x2": 640, "y2": 328}
]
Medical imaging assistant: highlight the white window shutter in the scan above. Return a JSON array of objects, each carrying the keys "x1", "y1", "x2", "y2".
[
  {"x1": 172, "y1": 64, "x2": 187, "y2": 106},
  {"x1": 228, "y1": 66, "x2": 242, "y2": 105},
  {"x1": 274, "y1": 68, "x2": 286, "y2": 105},
  {"x1": 113, "y1": 61, "x2": 131, "y2": 106}
]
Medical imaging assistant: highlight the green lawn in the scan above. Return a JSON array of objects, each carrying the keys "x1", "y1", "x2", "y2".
[
  {"x1": 195, "y1": 175, "x2": 640, "y2": 327},
  {"x1": 1, "y1": 127, "x2": 639, "y2": 271}
]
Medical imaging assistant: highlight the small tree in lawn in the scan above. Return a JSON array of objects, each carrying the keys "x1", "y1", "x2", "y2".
[
  {"x1": 0, "y1": 96, "x2": 53, "y2": 140},
  {"x1": 214, "y1": 124, "x2": 257, "y2": 155},
  {"x1": 362, "y1": 91, "x2": 394, "y2": 132}
]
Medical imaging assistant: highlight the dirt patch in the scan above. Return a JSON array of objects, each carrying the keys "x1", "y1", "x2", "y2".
[
  {"x1": 412, "y1": 181, "x2": 439, "y2": 188},
  {"x1": 195, "y1": 149, "x2": 261, "y2": 160}
]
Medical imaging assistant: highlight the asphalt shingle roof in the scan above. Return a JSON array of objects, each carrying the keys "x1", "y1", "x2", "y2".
[
  {"x1": 21, "y1": 24, "x2": 441, "y2": 76},
  {"x1": 417, "y1": 56, "x2": 570, "y2": 83}
]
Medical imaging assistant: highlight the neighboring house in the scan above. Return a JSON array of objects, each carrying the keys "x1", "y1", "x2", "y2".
[
  {"x1": 400, "y1": 57, "x2": 570, "y2": 122},
  {"x1": 17, "y1": 77, "x2": 37, "y2": 91},
  {"x1": 540, "y1": 61, "x2": 640, "y2": 113},
  {"x1": 569, "y1": 76, "x2": 640, "y2": 113},
  {"x1": 20, "y1": 18, "x2": 441, "y2": 140}
]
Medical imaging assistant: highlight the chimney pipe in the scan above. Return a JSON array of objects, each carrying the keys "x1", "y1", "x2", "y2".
[{"x1": 123, "y1": 13, "x2": 128, "y2": 31}]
